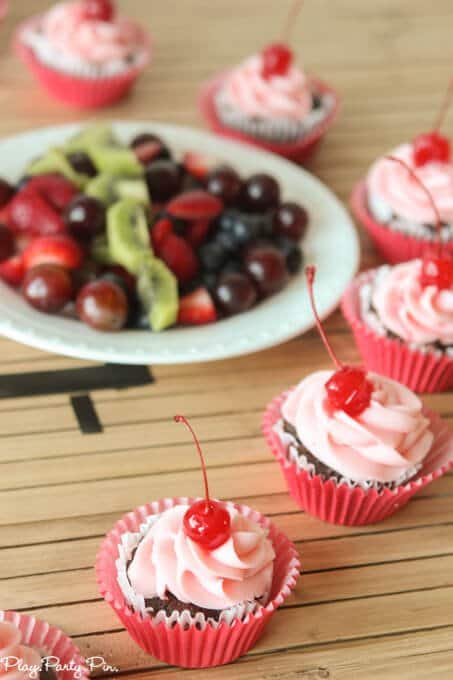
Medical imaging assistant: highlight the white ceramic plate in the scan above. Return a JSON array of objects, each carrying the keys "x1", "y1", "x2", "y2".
[{"x1": 0, "y1": 122, "x2": 359, "y2": 364}]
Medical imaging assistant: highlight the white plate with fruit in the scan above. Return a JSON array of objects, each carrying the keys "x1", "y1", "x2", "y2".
[{"x1": 0, "y1": 122, "x2": 358, "y2": 364}]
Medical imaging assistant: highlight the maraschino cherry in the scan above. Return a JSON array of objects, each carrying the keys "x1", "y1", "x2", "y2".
[
  {"x1": 305, "y1": 266, "x2": 374, "y2": 417},
  {"x1": 261, "y1": 0, "x2": 304, "y2": 79},
  {"x1": 83, "y1": 0, "x2": 115, "y2": 22},
  {"x1": 386, "y1": 155, "x2": 453, "y2": 290},
  {"x1": 412, "y1": 81, "x2": 453, "y2": 167},
  {"x1": 175, "y1": 415, "x2": 231, "y2": 549}
]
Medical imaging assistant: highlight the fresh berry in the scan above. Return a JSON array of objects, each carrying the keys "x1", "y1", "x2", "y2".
[
  {"x1": 241, "y1": 174, "x2": 280, "y2": 213},
  {"x1": 159, "y1": 233, "x2": 199, "y2": 283},
  {"x1": 206, "y1": 166, "x2": 242, "y2": 205},
  {"x1": 67, "y1": 151, "x2": 97, "y2": 177},
  {"x1": 413, "y1": 132, "x2": 450, "y2": 167},
  {"x1": 64, "y1": 195, "x2": 105, "y2": 240},
  {"x1": 0, "y1": 224, "x2": 14, "y2": 262},
  {"x1": 262, "y1": 43, "x2": 293, "y2": 78},
  {"x1": 23, "y1": 235, "x2": 83, "y2": 271},
  {"x1": 186, "y1": 218, "x2": 211, "y2": 247},
  {"x1": 214, "y1": 272, "x2": 257, "y2": 315},
  {"x1": 7, "y1": 188, "x2": 66, "y2": 237},
  {"x1": 199, "y1": 240, "x2": 229, "y2": 272},
  {"x1": 217, "y1": 210, "x2": 265, "y2": 247},
  {"x1": 0, "y1": 254, "x2": 24, "y2": 286},
  {"x1": 76, "y1": 279, "x2": 128, "y2": 331},
  {"x1": 175, "y1": 415, "x2": 231, "y2": 549},
  {"x1": 244, "y1": 244, "x2": 288, "y2": 296},
  {"x1": 145, "y1": 160, "x2": 182, "y2": 203},
  {"x1": 23, "y1": 265, "x2": 73, "y2": 313},
  {"x1": 420, "y1": 255, "x2": 453, "y2": 290},
  {"x1": 274, "y1": 236, "x2": 304, "y2": 274},
  {"x1": 166, "y1": 190, "x2": 224, "y2": 221},
  {"x1": 131, "y1": 133, "x2": 171, "y2": 165},
  {"x1": 0, "y1": 178, "x2": 14, "y2": 208},
  {"x1": 83, "y1": 0, "x2": 115, "y2": 21},
  {"x1": 26, "y1": 174, "x2": 79, "y2": 212},
  {"x1": 151, "y1": 217, "x2": 173, "y2": 252},
  {"x1": 183, "y1": 152, "x2": 211, "y2": 180},
  {"x1": 178, "y1": 287, "x2": 217, "y2": 325},
  {"x1": 273, "y1": 202, "x2": 308, "y2": 241}
]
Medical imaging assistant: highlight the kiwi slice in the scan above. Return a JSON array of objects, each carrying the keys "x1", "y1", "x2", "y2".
[
  {"x1": 107, "y1": 198, "x2": 151, "y2": 274},
  {"x1": 91, "y1": 234, "x2": 116, "y2": 265},
  {"x1": 85, "y1": 173, "x2": 117, "y2": 205},
  {"x1": 65, "y1": 124, "x2": 117, "y2": 153},
  {"x1": 137, "y1": 256, "x2": 178, "y2": 332},
  {"x1": 90, "y1": 146, "x2": 143, "y2": 178},
  {"x1": 27, "y1": 149, "x2": 88, "y2": 188},
  {"x1": 115, "y1": 178, "x2": 149, "y2": 204}
]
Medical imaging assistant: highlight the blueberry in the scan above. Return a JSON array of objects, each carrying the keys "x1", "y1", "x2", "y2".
[
  {"x1": 218, "y1": 210, "x2": 239, "y2": 233},
  {"x1": 221, "y1": 259, "x2": 242, "y2": 275},
  {"x1": 199, "y1": 241, "x2": 229, "y2": 272},
  {"x1": 201, "y1": 270, "x2": 218, "y2": 293},
  {"x1": 216, "y1": 230, "x2": 237, "y2": 253},
  {"x1": 274, "y1": 237, "x2": 304, "y2": 274}
]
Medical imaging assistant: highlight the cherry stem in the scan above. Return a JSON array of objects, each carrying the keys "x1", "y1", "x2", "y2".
[
  {"x1": 433, "y1": 79, "x2": 453, "y2": 132},
  {"x1": 174, "y1": 415, "x2": 210, "y2": 504},
  {"x1": 385, "y1": 155, "x2": 442, "y2": 256},
  {"x1": 305, "y1": 266, "x2": 342, "y2": 370},
  {"x1": 281, "y1": 0, "x2": 304, "y2": 44}
]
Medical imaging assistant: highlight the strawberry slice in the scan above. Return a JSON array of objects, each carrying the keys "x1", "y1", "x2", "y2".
[
  {"x1": 166, "y1": 190, "x2": 223, "y2": 221},
  {"x1": 186, "y1": 218, "x2": 211, "y2": 247},
  {"x1": 159, "y1": 233, "x2": 198, "y2": 283},
  {"x1": 178, "y1": 287, "x2": 217, "y2": 325},
  {"x1": 0, "y1": 254, "x2": 25, "y2": 286},
  {"x1": 151, "y1": 217, "x2": 173, "y2": 253},
  {"x1": 26, "y1": 174, "x2": 78, "y2": 212},
  {"x1": 183, "y1": 152, "x2": 211, "y2": 180},
  {"x1": 23, "y1": 235, "x2": 83, "y2": 271},
  {"x1": 7, "y1": 188, "x2": 66, "y2": 237}
]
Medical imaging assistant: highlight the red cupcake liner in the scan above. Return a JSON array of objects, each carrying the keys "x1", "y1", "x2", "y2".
[
  {"x1": 341, "y1": 269, "x2": 453, "y2": 393},
  {"x1": 95, "y1": 496, "x2": 300, "y2": 669},
  {"x1": 0, "y1": 610, "x2": 89, "y2": 680},
  {"x1": 263, "y1": 391, "x2": 453, "y2": 526},
  {"x1": 14, "y1": 19, "x2": 151, "y2": 110},
  {"x1": 350, "y1": 180, "x2": 453, "y2": 264},
  {"x1": 199, "y1": 73, "x2": 339, "y2": 164}
]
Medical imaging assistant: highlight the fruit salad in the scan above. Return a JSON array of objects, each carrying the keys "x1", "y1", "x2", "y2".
[{"x1": 0, "y1": 125, "x2": 308, "y2": 332}]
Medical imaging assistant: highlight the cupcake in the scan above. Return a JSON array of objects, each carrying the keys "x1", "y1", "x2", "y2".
[
  {"x1": 14, "y1": 0, "x2": 151, "y2": 109},
  {"x1": 351, "y1": 84, "x2": 453, "y2": 263},
  {"x1": 263, "y1": 266, "x2": 453, "y2": 526},
  {"x1": 199, "y1": 1, "x2": 338, "y2": 163},
  {"x1": 96, "y1": 416, "x2": 300, "y2": 669},
  {"x1": 0, "y1": 611, "x2": 88, "y2": 680}
]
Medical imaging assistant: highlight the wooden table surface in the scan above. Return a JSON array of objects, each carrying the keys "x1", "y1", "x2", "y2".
[{"x1": 1, "y1": 1, "x2": 453, "y2": 678}]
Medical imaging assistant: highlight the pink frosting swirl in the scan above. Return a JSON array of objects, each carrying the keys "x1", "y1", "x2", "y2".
[
  {"x1": 0, "y1": 622, "x2": 41, "y2": 680},
  {"x1": 222, "y1": 54, "x2": 312, "y2": 120},
  {"x1": 367, "y1": 143, "x2": 453, "y2": 223},
  {"x1": 41, "y1": 1, "x2": 145, "y2": 63},
  {"x1": 282, "y1": 370, "x2": 434, "y2": 483},
  {"x1": 371, "y1": 260, "x2": 453, "y2": 346},
  {"x1": 127, "y1": 504, "x2": 275, "y2": 610}
]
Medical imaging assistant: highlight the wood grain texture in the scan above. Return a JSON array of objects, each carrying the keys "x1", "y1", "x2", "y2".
[{"x1": 0, "y1": 1, "x2": 452, "y2": 679}]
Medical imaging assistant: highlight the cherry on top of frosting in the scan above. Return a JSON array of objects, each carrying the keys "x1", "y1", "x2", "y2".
[
  {"x1": 83, "y1": 0, "x2": 115, "y2": 22},
  {"x1": 174, "y1": 415, "x2": 231, "y2": 550},
  {"x1": 386, "y1": 155, "x2": 453, "y2": 291},
  {"x1": 412, "y1": 81, "x2": 453, "y2": 167},
  {"x1": 305, "y1": 266, "x2": 374, "y2": 417},
  {"x1": 261, "y1": 0, "x2": 303, "y2": 78}
]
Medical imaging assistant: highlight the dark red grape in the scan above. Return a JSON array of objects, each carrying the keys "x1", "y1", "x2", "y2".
[
  {"x1": 273, "y1": 202, "x2": 308, "y2": 240},
  {"x1": 214, "y1": 272, "x2": 257, "y2": 315},
  {"x1": 23, "y1": 265, "x2": 73, "y2": 313},
  {"x1": 0, "y1": 225, "x2": 14, "y2": 262},
  {"x1": 244, "y1": 245, "x2": 288, "y2": 296},
  {"x1": 274, "y1": 236, "x2": 304, "y2": 274},
  {"x1": 64, "y1": 195, "x2": 106, "y2": 240},
  {"x1": 206, "y1": 166, "x2": 242, "y2": 205},
  {"x1": 241, "y1": 174, "x2": 280, "y2": 213},
  {"x1": 145, "y1": 161, "x2": 182, "y2": 202},
  {"x1": 67, "y1": 151, "x2": 97, "y2": 177},
  {"x1": 131, "y1": 133, "x2": 171, "y2": 164},
  {"x1": 76, "y1": 279, "x2": 128, "y2": 331},
  {"x1": 0, "y1": 178, "x2": 14, "y2": 208}
]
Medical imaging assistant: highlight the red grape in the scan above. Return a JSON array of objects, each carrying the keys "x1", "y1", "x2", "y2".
[
  {"x1": 76, "y1": 279, "x2": 128, "y2": 331},
  {"x1": 23, "y1": 265, "x2": 73, "y2": 313}
]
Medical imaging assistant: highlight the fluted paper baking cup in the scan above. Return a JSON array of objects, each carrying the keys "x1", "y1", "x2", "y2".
[
  {"x1": 350, "y1": 181, "x2": 453, "y2": 264},
  {"x1": 14, "y1": 19, "x2": 151, "y2": 110},
  {"x1": 0, "y1": 610, "x2": 89, "y2": 680},
  {"x1": 199, "y1": 73, "x2": 339, "y2": 164},
  {"x1": 96, "y1": 497, "x2": 300, "y2": 669},
  {"x1": 341, "y1": 270, "x2": 453, "y2": 393},
  {"x1": 263, "y1": 391, "x2": 453, "y2": 526}
]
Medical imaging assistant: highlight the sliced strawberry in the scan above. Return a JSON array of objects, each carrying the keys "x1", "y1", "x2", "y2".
[
  {"x1": 186, "y1": 218, "x2": 211, "y2": 247},
  {"x1": 26, "y1": 174, "x2": 78, "y2": 212},
  {"x1": 182, "y1": 152, "x2": 211, "y2": 180},
  {"x1": 178, "y1": 287, "x2": 217, "y2": 325},
  {"x1": 159, "y1": 233, "x2": 198, "y2": 283},
  {"x1": 23, "y1": 235, "x2": 83, "y2": 271},
  {"x1": 0, "y1": 254, "x2": 25, "y2": 286},
  {"x1": 151, "y1": 217, "x2": 173, "y2": 253},
  {"x1": 8, "y1": 188, "x2": 66, "y2": 237},
  {"x1": 166, "y1": 190, "x2": 223, "y2": 221}
]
